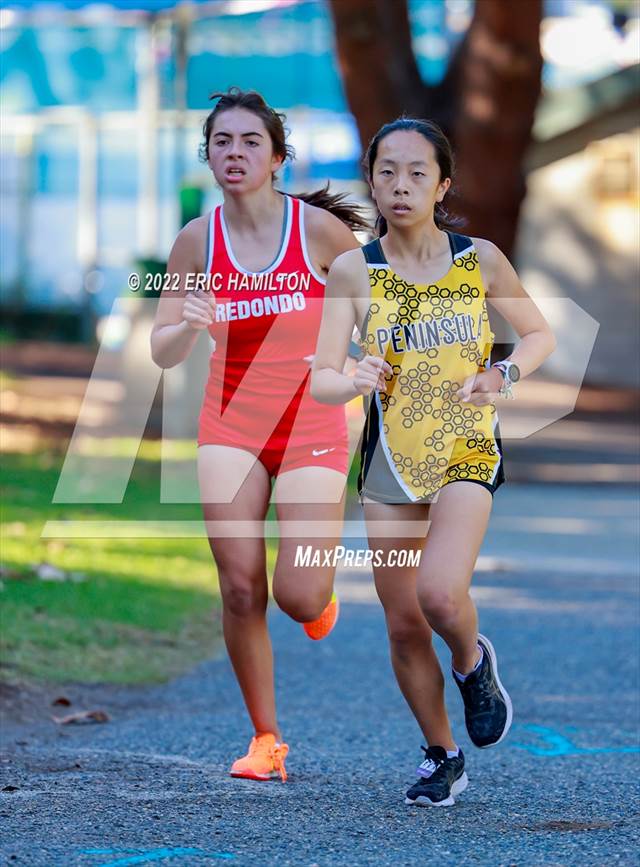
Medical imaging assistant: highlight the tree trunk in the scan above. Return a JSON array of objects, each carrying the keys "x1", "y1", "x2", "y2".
[
  {"x1": 450, "y1": 0, "x2": 543, "y2": 254},
  {"x1": 329, "y1": 0, "x2": 428, "y2": 147},
  {"x1": 329, "y1": 0, "x2": 543, "y2": 257}
]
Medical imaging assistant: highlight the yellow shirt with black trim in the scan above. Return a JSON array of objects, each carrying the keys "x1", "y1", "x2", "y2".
[{"x1": 357, "y1": 232, "x2": 505, "y2": 503}]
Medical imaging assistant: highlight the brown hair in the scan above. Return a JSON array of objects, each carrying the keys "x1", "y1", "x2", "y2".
[
  {"x1": 363, "y1": 117, "x2": 462, "y2": 236},
  {"x1": 200, "y1": 87, "x2": 369, "y2": 232}
]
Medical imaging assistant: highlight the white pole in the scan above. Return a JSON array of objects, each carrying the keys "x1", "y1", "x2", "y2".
[
  {"x1": 77, "y1": 112, "x2": 98, "y2": 271},
  {"x1": 136, "y1": 15, "x2": 159, "y2": 258}
]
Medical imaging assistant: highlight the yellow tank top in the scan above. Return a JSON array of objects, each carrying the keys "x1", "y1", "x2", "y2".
[{"x1": 358, "y1": 232, "x2": 504, "y2": 503}]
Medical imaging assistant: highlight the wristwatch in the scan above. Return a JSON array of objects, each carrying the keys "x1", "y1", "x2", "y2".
[{"x1": 492, "y1": 360, "x2": 520, "y2": 399}]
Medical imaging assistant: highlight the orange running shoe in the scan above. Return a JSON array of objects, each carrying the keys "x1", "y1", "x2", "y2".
[
  {"x1": 229, "y1": 733, "x2": 289, "y2": 782},
  {"x1": 303, "y1": 592, "x2": 340, "y2": 641}
]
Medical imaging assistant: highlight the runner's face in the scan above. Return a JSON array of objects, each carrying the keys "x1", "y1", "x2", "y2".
[
  {"x1": 370, "y1": 130, "x2": 451, "y2": 228},
  {"x1": 208, "y1": 108, "x2": 283, "y2": 193}
]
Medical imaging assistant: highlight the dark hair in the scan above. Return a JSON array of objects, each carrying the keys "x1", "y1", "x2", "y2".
[
  {"x1": 363, "y1": 117, "x2": 462, "y2": 236},
  {"x1": 199, "y1": 87, "x2": 369, "y2": 232}
]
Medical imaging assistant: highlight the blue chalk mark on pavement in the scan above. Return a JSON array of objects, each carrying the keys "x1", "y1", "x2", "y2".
[
  {"x1": 510, "y1": 724, "x2": 640, "y2": 757},
  {"x1": 82, "y1": 848, "x2": 235, "y2": 865}
]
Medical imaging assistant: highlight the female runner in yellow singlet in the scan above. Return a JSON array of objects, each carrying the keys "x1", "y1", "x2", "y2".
[{"x1": 311, "y1": 118, "x2": 556, "y2": 807}]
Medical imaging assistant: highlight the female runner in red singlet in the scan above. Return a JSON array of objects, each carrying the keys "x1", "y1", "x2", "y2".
[{"x1": 151, "y1": 88, "x2": 367, "y2": 782}]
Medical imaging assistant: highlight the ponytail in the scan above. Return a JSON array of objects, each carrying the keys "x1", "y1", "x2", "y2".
[{"x1": 293, "y1": 182, "x2": 370, "y2": 232}]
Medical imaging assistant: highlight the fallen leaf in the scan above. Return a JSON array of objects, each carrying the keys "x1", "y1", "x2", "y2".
[
  {"x1": 35, "y1": 563, "x2": 66, "y2": 582},
  {"x1": 51, "y1": 696, "x2": 72, "y2": 707},
  {"x1": 51, "y1": 709, "x2": 111, "y2": 725}
]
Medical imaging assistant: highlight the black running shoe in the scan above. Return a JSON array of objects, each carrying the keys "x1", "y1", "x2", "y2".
[
  {"x1": 404, "y1": 745, "x2": 468, "y2": 807},
  {"x1": 453, "y1": 633, "x2": 513, "y2": 748}
]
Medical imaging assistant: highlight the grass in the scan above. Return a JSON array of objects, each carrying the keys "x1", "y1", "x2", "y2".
[
  {"x1": 0, "y1": 443, "x2": 238, "y2": 685},
  {"x1": 1, "y1": 426, "x2": 360, "y2": 687}
]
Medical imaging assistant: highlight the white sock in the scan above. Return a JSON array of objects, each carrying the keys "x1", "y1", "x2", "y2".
[
  {"x1": 446, "y1": 747, "x2": 459, "y2": 758},
  {"x1": 453, "y1": 644, "x2": 483, "y2": 682}
]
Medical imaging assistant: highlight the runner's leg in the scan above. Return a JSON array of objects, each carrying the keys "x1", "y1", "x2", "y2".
[
  {"x1": 271, "y1": 466, "x2": 347, "y2": 621},
  {"x1": 364, "y1": 500, "x2": 456, "y2": 750},
  {"x1": 198, "y1": 444, "x2": 280, "y2": 737},
  {"x1": 416, "y1": 480, "x2": 492, "y2": 674}
]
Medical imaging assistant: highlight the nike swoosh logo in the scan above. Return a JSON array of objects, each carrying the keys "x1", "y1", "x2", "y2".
[{"x1": 312, "y1": 448, "x2": 335, "y2": 456}]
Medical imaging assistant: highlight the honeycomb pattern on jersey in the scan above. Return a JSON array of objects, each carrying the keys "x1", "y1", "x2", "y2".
[
  {"x1": 453, "y1": 250, "x2": 479, "y2": 271},
  {"x1": 361, "y1": 250, "x2": 502, "y2": 499}
]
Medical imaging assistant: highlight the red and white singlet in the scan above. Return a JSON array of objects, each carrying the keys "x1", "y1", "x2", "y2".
[{"x1": 197, "y1": 194, "x2": 349, "y2": 477}]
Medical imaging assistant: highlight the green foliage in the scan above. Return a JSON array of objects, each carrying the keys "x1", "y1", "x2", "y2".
[{"x1": 0, "y1": 448, "x2": 225, "y2": 684}]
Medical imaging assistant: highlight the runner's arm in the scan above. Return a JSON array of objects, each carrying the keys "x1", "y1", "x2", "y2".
[
  {"x1": 304, "y1": 204, "x2": 363, "y2": 374},
  {"x1": 150, "y1": 219, "x2": 214, "y2": 369},
  {"x1": 311, "y1": 250, "x2": 391, "y2": 404},
  {"x1": 475, "y1": 238, "x2": 556, "y2": 379}
]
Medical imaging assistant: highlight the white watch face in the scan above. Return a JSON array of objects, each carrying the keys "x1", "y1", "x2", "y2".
[
  {"x1": 496, "y1": 362, "x2": 519, "y2": 383},
  {"x1": 506, "y1": 363, "x2": 520, "y2": 383}
]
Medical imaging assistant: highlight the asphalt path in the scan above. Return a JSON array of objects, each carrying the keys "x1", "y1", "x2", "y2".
[{"x1": 1, "y1": 483, "x2": 638, "y2": 866}]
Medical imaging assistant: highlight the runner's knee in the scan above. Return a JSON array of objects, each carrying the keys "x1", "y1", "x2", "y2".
[
  {"x1": 272, "y1": 585, "x2": 327, "y2": 623},
  {"x1": 418, "y1": 588, "x2": 466, "y2": 630},
  {"x1": 220, "y1": 573, "x2": 268, "y2": 618},
  {"x1": 385, "y1": 614, "x2": 432, "y2": 658}
]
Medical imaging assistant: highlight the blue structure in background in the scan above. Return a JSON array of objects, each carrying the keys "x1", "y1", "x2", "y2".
[
  {"x1": 0, "y1": 0, "x2": 628, "y2": 114},
  {"x1": 0, "y1": 1, "x2": 450, "y2": 114},
  {"x1": 0, "y1": 0, "x2": 454, "y2": 317},
  {"x1": 0, "y1": 0, "x2": 635, "y2": 320}
]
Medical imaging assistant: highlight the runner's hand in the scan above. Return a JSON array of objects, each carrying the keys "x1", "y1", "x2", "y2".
[
  {"x1": 183, "y1": 291, "x2": 216, "y2": 331},
  {"x1": 456, "y1": 369, "x2": 503, "y2": 406},
  {"x1": 353, "y1": 356, "x2": 393, "y2": 396}
]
